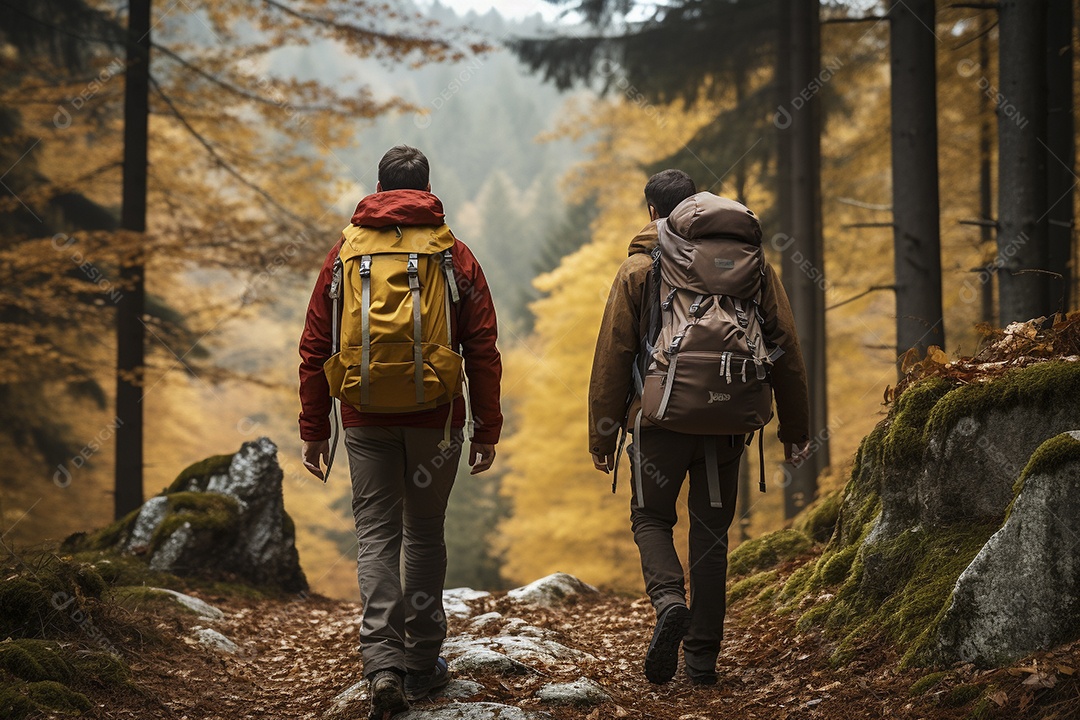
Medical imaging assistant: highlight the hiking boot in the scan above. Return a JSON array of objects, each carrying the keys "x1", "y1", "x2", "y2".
[
  {"x1": 405, "y1": 657, "x2": 449, "y2": 701},
  {"x1": 644, "y1": 603, "x2": 691, "y2": 684},
  {"x1": 686, "y1": 664, "x2": 718, "y2": 686},
  {"x1": 367, "y1": 669, "x2": 409, "y2": 719}
]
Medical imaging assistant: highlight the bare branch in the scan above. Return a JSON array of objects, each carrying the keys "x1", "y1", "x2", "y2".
[{"x1": 827, "y1": 285, "x2": 896, "y2": 311}]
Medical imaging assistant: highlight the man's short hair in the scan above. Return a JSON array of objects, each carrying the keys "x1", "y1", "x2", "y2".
[
  {"x1": 644, "y1": 169, "x2": 697, "y2": 219},
  {"x1": 378, "y1": 145, "x2": 430, "y2": 191}
]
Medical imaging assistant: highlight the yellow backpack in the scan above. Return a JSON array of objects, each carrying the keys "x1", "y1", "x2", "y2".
[{"x1": 323, "y1": 223, "x2": 465, "y2": 451}]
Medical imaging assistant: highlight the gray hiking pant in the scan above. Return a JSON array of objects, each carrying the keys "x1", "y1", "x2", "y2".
[
  {"x1": 345, "y1": 426, "x2": 462, "y2": 677},
  {"x1": 628, "y1": 425, "x2": 743, "y2": 673}
]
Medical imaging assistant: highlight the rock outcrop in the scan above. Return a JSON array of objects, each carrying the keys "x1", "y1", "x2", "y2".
[
  {"x1": 938, "y1": 431, "x2": 1080, "y2": 666},
  {"x1": 65, "y1": 438, "x2": 307, "y2": 593},
  {"x1": 737, "y1": 360, "x2": 1080, "y2": 668}
]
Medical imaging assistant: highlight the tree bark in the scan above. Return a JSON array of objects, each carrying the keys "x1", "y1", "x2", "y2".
[
  {"x1": 889, "y1": 0, "x2": 945, "y2": 361},
  {"x1": 997, "y1": 0, "x2": 1050, "y2": 323},
  {"x1": 1045, "y1": 0, "x2": 1074, "y2": 313},
  {"x1": 777, "y1": 0, "x2": 826, "y2": 519},
  {"x1": 115, "y1": 0, "x2": 150, "y2": 519},
  {"x1": 978, "y1": 19, "x2": 996, "y2": 326}
]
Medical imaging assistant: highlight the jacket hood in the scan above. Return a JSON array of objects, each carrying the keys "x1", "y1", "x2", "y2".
[
  {"x1": 627, "y1": 221, "x2": 659, "y2": 256},
  {"x1": 667, "y1": 192, "x2": 762, "y2": 243},
  {"x1": 350, "y1": 189, "x2": 445, "y2": 228}
]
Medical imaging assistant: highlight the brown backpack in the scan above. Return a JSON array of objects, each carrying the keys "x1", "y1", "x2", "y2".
[{"x1": 624, "y1": 193, "x2": 782, "y2": 508}]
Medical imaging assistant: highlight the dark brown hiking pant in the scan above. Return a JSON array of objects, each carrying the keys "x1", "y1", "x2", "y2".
[
  {"x1": 628, "y1": 425, "x2": 744, "y2": 673},
  {"x1": 344, "y1": 426, "x2": 463, "y2": 677}
]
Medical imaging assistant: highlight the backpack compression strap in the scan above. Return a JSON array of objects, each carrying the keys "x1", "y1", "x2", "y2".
[
  {"x1": 407, "y1": 253, "x2": 424, "y2": 405},
  {"x1": 324, "y1": 255, "x2": 344, "y2": 483},
  {"x1": 359, "y1": 254, "x2": 373, "y2": 406}
]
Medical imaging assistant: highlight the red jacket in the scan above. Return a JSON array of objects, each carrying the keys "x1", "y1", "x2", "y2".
[{"x1": 298, "y1": 189, "x2": 503, "y2": 444}]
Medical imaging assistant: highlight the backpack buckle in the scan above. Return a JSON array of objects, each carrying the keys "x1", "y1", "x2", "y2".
[
  {"x1": 661, "y1": 288, "x2": 677, "y2": 311},
  {"x1": 407, "y1": 253, "x2": 420, "y2": 290},
  {"x1": 359, "y1": 255, "x2": 372, "y2": 278},
  {"x1": 667, "y1": 334, "x2": 684, "y2": 354}
]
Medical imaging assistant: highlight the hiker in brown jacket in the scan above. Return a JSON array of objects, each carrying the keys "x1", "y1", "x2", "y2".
[{"x1": 589, "y1": 169, "x2": 811, "y2": 686}]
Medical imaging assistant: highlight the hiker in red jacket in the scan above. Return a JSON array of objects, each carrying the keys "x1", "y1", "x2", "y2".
[{"x1": 299, "y1": 145, "x2": 502, "y2": 718}]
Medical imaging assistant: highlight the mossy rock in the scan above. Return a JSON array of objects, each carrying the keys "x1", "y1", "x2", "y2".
[
  {"x1": 925, "y1": 361, "x2": 1080, "y2": 439},
  {"x1": 24, "y1": 679, "x2": 92, "y2": 713},
  {"x1": 727, "y1": 570, "x2": 778, "y2": 605},
  {"x1": 0, "y1": 683, "x2": 34, "y2": 720},
  {"x1": 62, "y1": 507, "x2": 141, "y2": 553},
  {"x1": 166, "y1": 453, "x2": 234, "y2": 494},
  {"x1": 1010, "y1": 430, "x2": 1080, "y2": 507},
  {"x1": 728, "y1": 529, "x2": 812, "y2": 578},
  {"x1": 150, "y1": 492, "x2": 240, "y2": 552},
  {"x1": 0, "y1": 558, "x2": 106, "y2": 639},
  {"x1": 882, "y1": 377, "x2": 955, "y2": 467},
  {"x1": 0, "y1": 640, "x2": 74, "y2": 683},
  {"x1": 792, "y1": 490, "x2": 843, "y2": 543}
]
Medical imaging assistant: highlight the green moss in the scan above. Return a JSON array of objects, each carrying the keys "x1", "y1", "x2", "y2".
[
  {"x1": 167, "y1": 454, "x2": 234, "y2": 493},
  {"x1": 941, "y1": 683, "x2": 983, "y2": 708},
  {"x1": 728, "y1": 529, "x2": 813, "y2": 578},
  {"x1": 0, "y1": 683, "x2": 34, "y2": 720},
  {"x1": 882, "y1": 377, "x2": 955, "y2": 467},
  {"x1": 24, "y1": 680, "x2": 92, "y2": 713},
  {"x1": 64, "y1": 507, "x2": 141, "y2": 552},
  {"x1": 795, "y1": 603, "x2": 831, "y2": 633},
  {"x1": 779, "y1": 563, "x2": 817, "y2": 602},
  {"x1": 1012, "y1": 431, "x2": 1080, "y2": 500},
  {"x1": 818, "y1": 545, "x2": 858, "y2": 586},
  {"x1": 909, "y1": 671, "x2": 948, "y2": 695},
  {"x1": 728, "y1": 570, "x2": 778, "y2": 605},
  {"x1": 70, "y1": 651, "x2": 130, "y2": 686},
  {"x1": 926, "y1": 361, "x2": 1080, "y2": 439},
  {"x1": 0, "y1": 558, "x2": 106, "y2": 639},
  {"x1": 72, "y1": 554, "x2": 179, "y2": 589},
  {"x1": 792, "y1": 490, "x2": 843, "y2": 543},
  {"x1": 150, "y1": 492, "x2": 239, "y2": 551},
  {"x1": 0, "y1": 640, "x2": 74, "y2": 683}
]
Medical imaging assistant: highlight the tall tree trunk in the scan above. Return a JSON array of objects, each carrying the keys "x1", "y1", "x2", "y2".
[
  {"x1": 978, "y1": 19, "x2": 996, "y2": 326},
  {"x1": 1045, "y1": 0, "x2": 1074, "y2": 313},
  {"x1": 115, "y1": 0, "x2": 150, "y2": 519},
  {"x1": 997, "y1": 0, "x2": 1050, "y2": 323},
  {"x1": 889, "y1": 0, "x2": 945, "y2": 361},
  {"x1": 777, "y1": 0, "x2": 826, "y2": 519}
]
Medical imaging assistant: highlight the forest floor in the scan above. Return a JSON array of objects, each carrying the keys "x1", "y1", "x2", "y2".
[{"x1": 76, "y1": 558, "x2": 1080, "y2": 720}]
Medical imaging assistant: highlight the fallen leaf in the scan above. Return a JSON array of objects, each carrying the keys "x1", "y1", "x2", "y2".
[
  {"x1": 988, "y1": 690, "x2": 1008, "y2": 707},
  {"x1": 1022, "y1": 672, "x2": 1057, "y2": 689}
]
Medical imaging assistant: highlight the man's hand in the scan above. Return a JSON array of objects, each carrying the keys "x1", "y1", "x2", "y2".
[
  {"x1": 302, "y1": 440, "x2": 330, "y2": 480},
  {"x1": 469, "y1": 443, "x2": 496, "y2": 475},
  {"x1": 592, "y1": 453, "x2": 615, "y2": 473},
  {"x1": 785, "y1": 441, "x2": 812, "y2": 466}
]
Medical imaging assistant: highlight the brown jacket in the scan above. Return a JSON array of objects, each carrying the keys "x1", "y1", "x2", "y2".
[{"x1": 588, "y1": 221, "x2": 810, "y2": 456}]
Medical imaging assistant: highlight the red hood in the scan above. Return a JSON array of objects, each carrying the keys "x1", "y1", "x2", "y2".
[{"x1": 350, "y1": 189, "x2": 445, "y2": 228}]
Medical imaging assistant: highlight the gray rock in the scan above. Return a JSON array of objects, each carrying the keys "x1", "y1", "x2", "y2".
[
  {"x1": 397, "y1": 702, "x2": 550, "y2": 719},
  {"x1": 146, "y1": 588, "x2": 225, "y2": 620},
  {"x1": 449, "y1": 649, "x2": 532, "y2": 675},
  {"x1": 108, "y1": 438, "x2": 307, "y2": 592},
  {"x1": 193, "y1": 627, "x2": 238, "y2": 654},
  {"x1": 440, "y1": 679, "x2": 485, "y2": 699},
  {"x1": 536, "y1": 678, "x2": 610, "y2": 706},
  {"x1": 468, "y1": 612, "x2": 504, "y2": 633},
  {"x1": 124, "y1": 496, "x2": 169, "y2": 553},
  {"x1": 937, "y1": 431, "x2": 1080, "y2": 666},
  {"x1": 506, "y1": 573, "x2": 598, "y2": 608},
  {"x1": 489, "y1": 635, "x2": 594, "y2": 665},
  {"x1": 327, "y1": 680, "x2": 367, "y2": 717},
  {"x1": 148, "y1": 523, "x2": 193, "y2": 572},
  {"x1": 443, "y1": 588, "x2": 491, "y2": 618}
]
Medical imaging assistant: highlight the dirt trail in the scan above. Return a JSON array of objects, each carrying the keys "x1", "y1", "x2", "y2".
[{"x1": 111, "y1": 577, "x2": 1077, "y2": 720}]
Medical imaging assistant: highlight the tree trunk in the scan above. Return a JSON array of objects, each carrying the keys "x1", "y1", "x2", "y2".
[
  {"x1": 1045, "y1": 0, "x2": 1074, "y2": 313},
  {"x1": 115, "y1": 0, "x2": 151, "y2": 519},
  {"x1": 777, "y1": 0, "x2": 826, "y2": 519},
  {"x1": 889, "y1": 0, "x2": 945, "y2": 361},
  {"x1": 978, "y1": 19, "x2": 996, "y2": 326},
  {"x1": 997, "y1": 0, "x2": 1050, "y2": 323}
]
